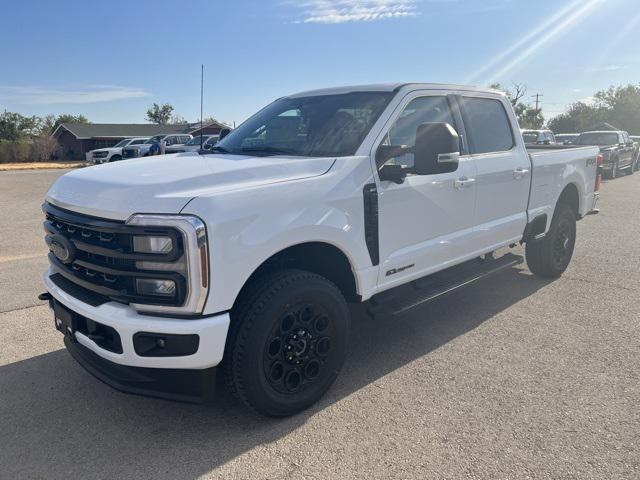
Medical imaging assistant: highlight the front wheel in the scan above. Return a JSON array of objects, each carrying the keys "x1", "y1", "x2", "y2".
[
  {"x1": 224, "y1": 269, "x2": 350, "y2": 417},
  {"x1": 109, "y1": 155, "x2": 121, "y2": 162},
  {"x1": 526, "y1": 203, "x2": 576, "y2": 278},
  {"x1": 607, "y1": 159, "x2": 619, "y2": 179}
]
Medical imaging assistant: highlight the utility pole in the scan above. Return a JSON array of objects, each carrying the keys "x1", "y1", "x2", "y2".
[
  {"x1": 200, "y1": 64, "x2": 204, "y2": 151},
  {"x1": 532, "y1": 93, "x2": 543, "y2": 110}
]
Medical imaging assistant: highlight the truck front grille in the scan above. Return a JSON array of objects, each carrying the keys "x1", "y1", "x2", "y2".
[
  {"x1": 122, "y1": 148, "x2": 139, "y2": 158},
  {"x1": 44, "y1": 203, "x2": 187, "y2": 307}
]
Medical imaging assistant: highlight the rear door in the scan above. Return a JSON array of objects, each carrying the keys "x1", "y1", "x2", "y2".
[
  {"x1": 374, "y1": 91, "x2": 478, "y2": 288},
  {"x1": 459, "y1": 95, "x2": 531, "y2": 250}
]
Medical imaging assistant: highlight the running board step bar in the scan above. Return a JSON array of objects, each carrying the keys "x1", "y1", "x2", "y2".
[{"x1": 367, "y1": 253, "x2": 524, "y2": 318}]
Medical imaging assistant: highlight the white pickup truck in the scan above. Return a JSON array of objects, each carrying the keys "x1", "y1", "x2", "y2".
[{"x1": 41, "y1": 84, "x2": 601, "y2": 416}]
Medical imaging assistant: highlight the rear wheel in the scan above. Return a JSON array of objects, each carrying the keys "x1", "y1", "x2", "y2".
[
  {"x1": 526, "y1": 203, "x2": 576, "y2": 278},
  {"x1": 224, "y1": 269, "x2": 350, "y2": 417}
]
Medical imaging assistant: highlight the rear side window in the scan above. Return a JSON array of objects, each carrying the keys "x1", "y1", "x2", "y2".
[{"x1": 460, "y1": 97, "x2": 514, "y2": 154}]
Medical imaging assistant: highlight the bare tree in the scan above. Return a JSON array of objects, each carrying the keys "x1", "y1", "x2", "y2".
[{"x1": 510, "y1": 83, "x2": 527, "y2": 106}]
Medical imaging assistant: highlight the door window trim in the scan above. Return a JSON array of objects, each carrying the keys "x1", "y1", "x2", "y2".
[{"x1": 371, "y1": 92, "x2": 468, "y2": 176}]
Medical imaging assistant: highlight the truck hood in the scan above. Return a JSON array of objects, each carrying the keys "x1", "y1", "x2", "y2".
[{"x1": 46, "y1": 153, "x2": 336, "y2": 220}]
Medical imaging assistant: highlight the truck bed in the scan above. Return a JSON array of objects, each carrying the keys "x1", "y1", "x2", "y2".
[{"x1": 526, "y1": 144, "x2": 600, "y2": 230}]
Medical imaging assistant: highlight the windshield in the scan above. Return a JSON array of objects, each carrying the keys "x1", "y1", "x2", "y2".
[
  {"x1": 214, "y1": 92, "x2": 393, "y2": 157},
  {"x1": 148, "y1": 135, "x2": 164, "y2": 144},
  {"x1": 522, "y1": 132, "x2": 539, "y2": 143},
  {"x1": 130, "y1": 138, "x2": 148, "y2": 145},
  {"x1": 113, "y1": 139, "x2": 131, "y2": 148},
  {"x1": 185, "y1": 136, "x2": 211, "y2": 146},
  {"x1": 577, "y1": 132, "x2": 619, "y2": 146}
]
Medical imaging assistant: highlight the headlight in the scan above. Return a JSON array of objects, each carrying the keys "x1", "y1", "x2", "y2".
[
  {"x1": 136, "y1": 278, "x2": 177, "y2": 297},
  {"x1": 133, "y1": 235, "x2": 173, "y2": 254},
  {"x1": 126, "y1": 214, "x2": 209, "y2": 315}
]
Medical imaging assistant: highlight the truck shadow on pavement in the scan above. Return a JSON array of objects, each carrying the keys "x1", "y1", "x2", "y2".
[{"x1": 0, "y1": 266, "x2": 552, "y2": 479}]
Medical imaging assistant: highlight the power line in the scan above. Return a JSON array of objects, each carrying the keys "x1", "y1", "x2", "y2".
[{"x1": 531, "y1": 93, "x2": 544, "y2": 110}]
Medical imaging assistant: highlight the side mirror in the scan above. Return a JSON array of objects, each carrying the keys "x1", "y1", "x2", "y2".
[
  {"x1": 375, "y1": 144, "x2": 411, "y2": 168},
  {"x1": 379, "y1": 164, "x2": 410, "y2": 184},
  {"x1": 413, "y1": 122, "x2": 460, "y2": 175},
  {"x1": 219, "y1": 128, "x2": 231, "y2": 140}
]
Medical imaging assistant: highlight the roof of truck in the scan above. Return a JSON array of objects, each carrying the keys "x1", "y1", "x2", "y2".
[{"x1": 287, "y1": 83, "x2": 502, "y2": 98}]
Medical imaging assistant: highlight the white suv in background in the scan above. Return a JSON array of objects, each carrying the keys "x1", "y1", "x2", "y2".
[{"x1": 87, "y1": 138, "x2": 150, "y2": 164}]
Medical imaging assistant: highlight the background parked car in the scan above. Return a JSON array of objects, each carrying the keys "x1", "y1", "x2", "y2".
[
  {"x1": 86, "y1": 137, "x2": 150, "y2": 164},
  {"x1": 630, "y1": 136, "x2": 640, "y2": 171},
  {"x1": 521, "y1": 129, "x2": 556, "y2": 145},
  {"x1": 121, "y1": 134, "x2": 192, "y2": 159},
  {"x1": 555, "y1": 133, "x2": 579, "y2": 145},
  {"x1": 165, "y1": 135, "x2": 219, "y2": 153},
  {"x1": 576, "y1": 130, "x2": 636, "y2": 178}
]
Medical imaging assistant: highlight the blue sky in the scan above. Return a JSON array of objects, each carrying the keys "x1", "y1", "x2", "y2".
[{"x1": 1, "y1": 0, "x2": 639, "y2": 125}]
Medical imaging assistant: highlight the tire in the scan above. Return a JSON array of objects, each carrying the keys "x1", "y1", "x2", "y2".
[
  {"x1": 608, "y1": 159, "x2": 619, "y2": 179},
  {"x1": 525, "y1": 203, "x2": 576, "y2": 278},
  {"x1": 109, "y1": 155, "x2": 121, "y2": 162},
  {"x1": 224, "y1": 269, "x2": 350, "y2": 417}
]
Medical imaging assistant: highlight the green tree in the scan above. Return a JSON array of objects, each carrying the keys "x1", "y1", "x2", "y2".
[
  {"x1": 547, "y1": 102, "x2": 607, "y2": 134},
  {"x1": 547, "y1": 84, "x2": 640, "y2": 134},
  {"x1": 145, "y1": 103, "x2": 174, "y2": 124},
  {"x1": 0, "y1": 111, "x2": 40, "y2": 140},
  {"x1": 32, "y1": 114, "x2": 90, "y2": 135},
  {"x1": 54, "y1": 113, "x2": 90, "y2": 126},
  {"x1": 170, "y1": 114, "x2": 189, "y2": 125}
]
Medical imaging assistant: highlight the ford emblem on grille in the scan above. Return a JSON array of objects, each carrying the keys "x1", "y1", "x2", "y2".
[{"x1": 48, "y1": 234, "x2": 76, "y2": 264}]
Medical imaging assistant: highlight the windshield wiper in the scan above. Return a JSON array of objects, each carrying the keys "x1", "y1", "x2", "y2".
[
  {"x1": 240, "y1": 146, "x2": 299, "y2": 156},
  {"x1": 199, "y1": 145, "x2": 235, "y2": 155}
]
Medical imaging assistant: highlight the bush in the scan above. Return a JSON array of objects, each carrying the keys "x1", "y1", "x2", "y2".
[{"x1": 0, "y1": 137, "x2": 58, "y2": 163}]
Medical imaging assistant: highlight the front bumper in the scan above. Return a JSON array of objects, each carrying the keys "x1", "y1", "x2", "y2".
[
  {"x1": 63, "y1": 336, "x2": 218, "y2": 403},
  {"x1": 44, "y1": 269, "x2": 230, "y2": 370}
]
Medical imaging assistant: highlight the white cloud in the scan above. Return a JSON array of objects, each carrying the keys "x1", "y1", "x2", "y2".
[
  {"x1": 0, "y1": 85, "x2": 151, "y2": 105},
  {"x1": 580, "y1": 96, "x2": 597, "y2": 106},
  {"x1": 290, "y1": 0, "x2": 419, "y2": 24}
]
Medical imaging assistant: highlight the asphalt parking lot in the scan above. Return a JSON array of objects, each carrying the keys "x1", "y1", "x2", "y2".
[{"x1": 0, "y1": 168, "x2": 638, "y2": 479}]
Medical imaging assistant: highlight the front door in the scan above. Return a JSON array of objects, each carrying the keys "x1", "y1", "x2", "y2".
[{"x1": 374, "y1": 93, "x2": 478, "y2": 290}]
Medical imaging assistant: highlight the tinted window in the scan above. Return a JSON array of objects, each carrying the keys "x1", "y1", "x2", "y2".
[
  {"x1": 577, "y1": 132, "x2": 619, "y2": 146},
  {"x1": 113, "y1": 139, "x2": 131, "y2": 148},
  {"x1": 380, "y1": 95, "x2": 456, "y2": 168},
  {"x1": 216, "y1": 92, "x2": 393, "y2": 157},
  {"x1": 461, "y1": 97, "x2": 514, "y2": 154}
]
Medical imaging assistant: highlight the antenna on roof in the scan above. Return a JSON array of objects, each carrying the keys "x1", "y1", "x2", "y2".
[{"x1": 200, "y1": 64, "x2": 204, "y2": 151}]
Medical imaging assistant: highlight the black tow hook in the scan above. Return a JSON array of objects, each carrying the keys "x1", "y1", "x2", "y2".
[{"x1": 38, "y1": 292, "x2": 53, "y2": 301}]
